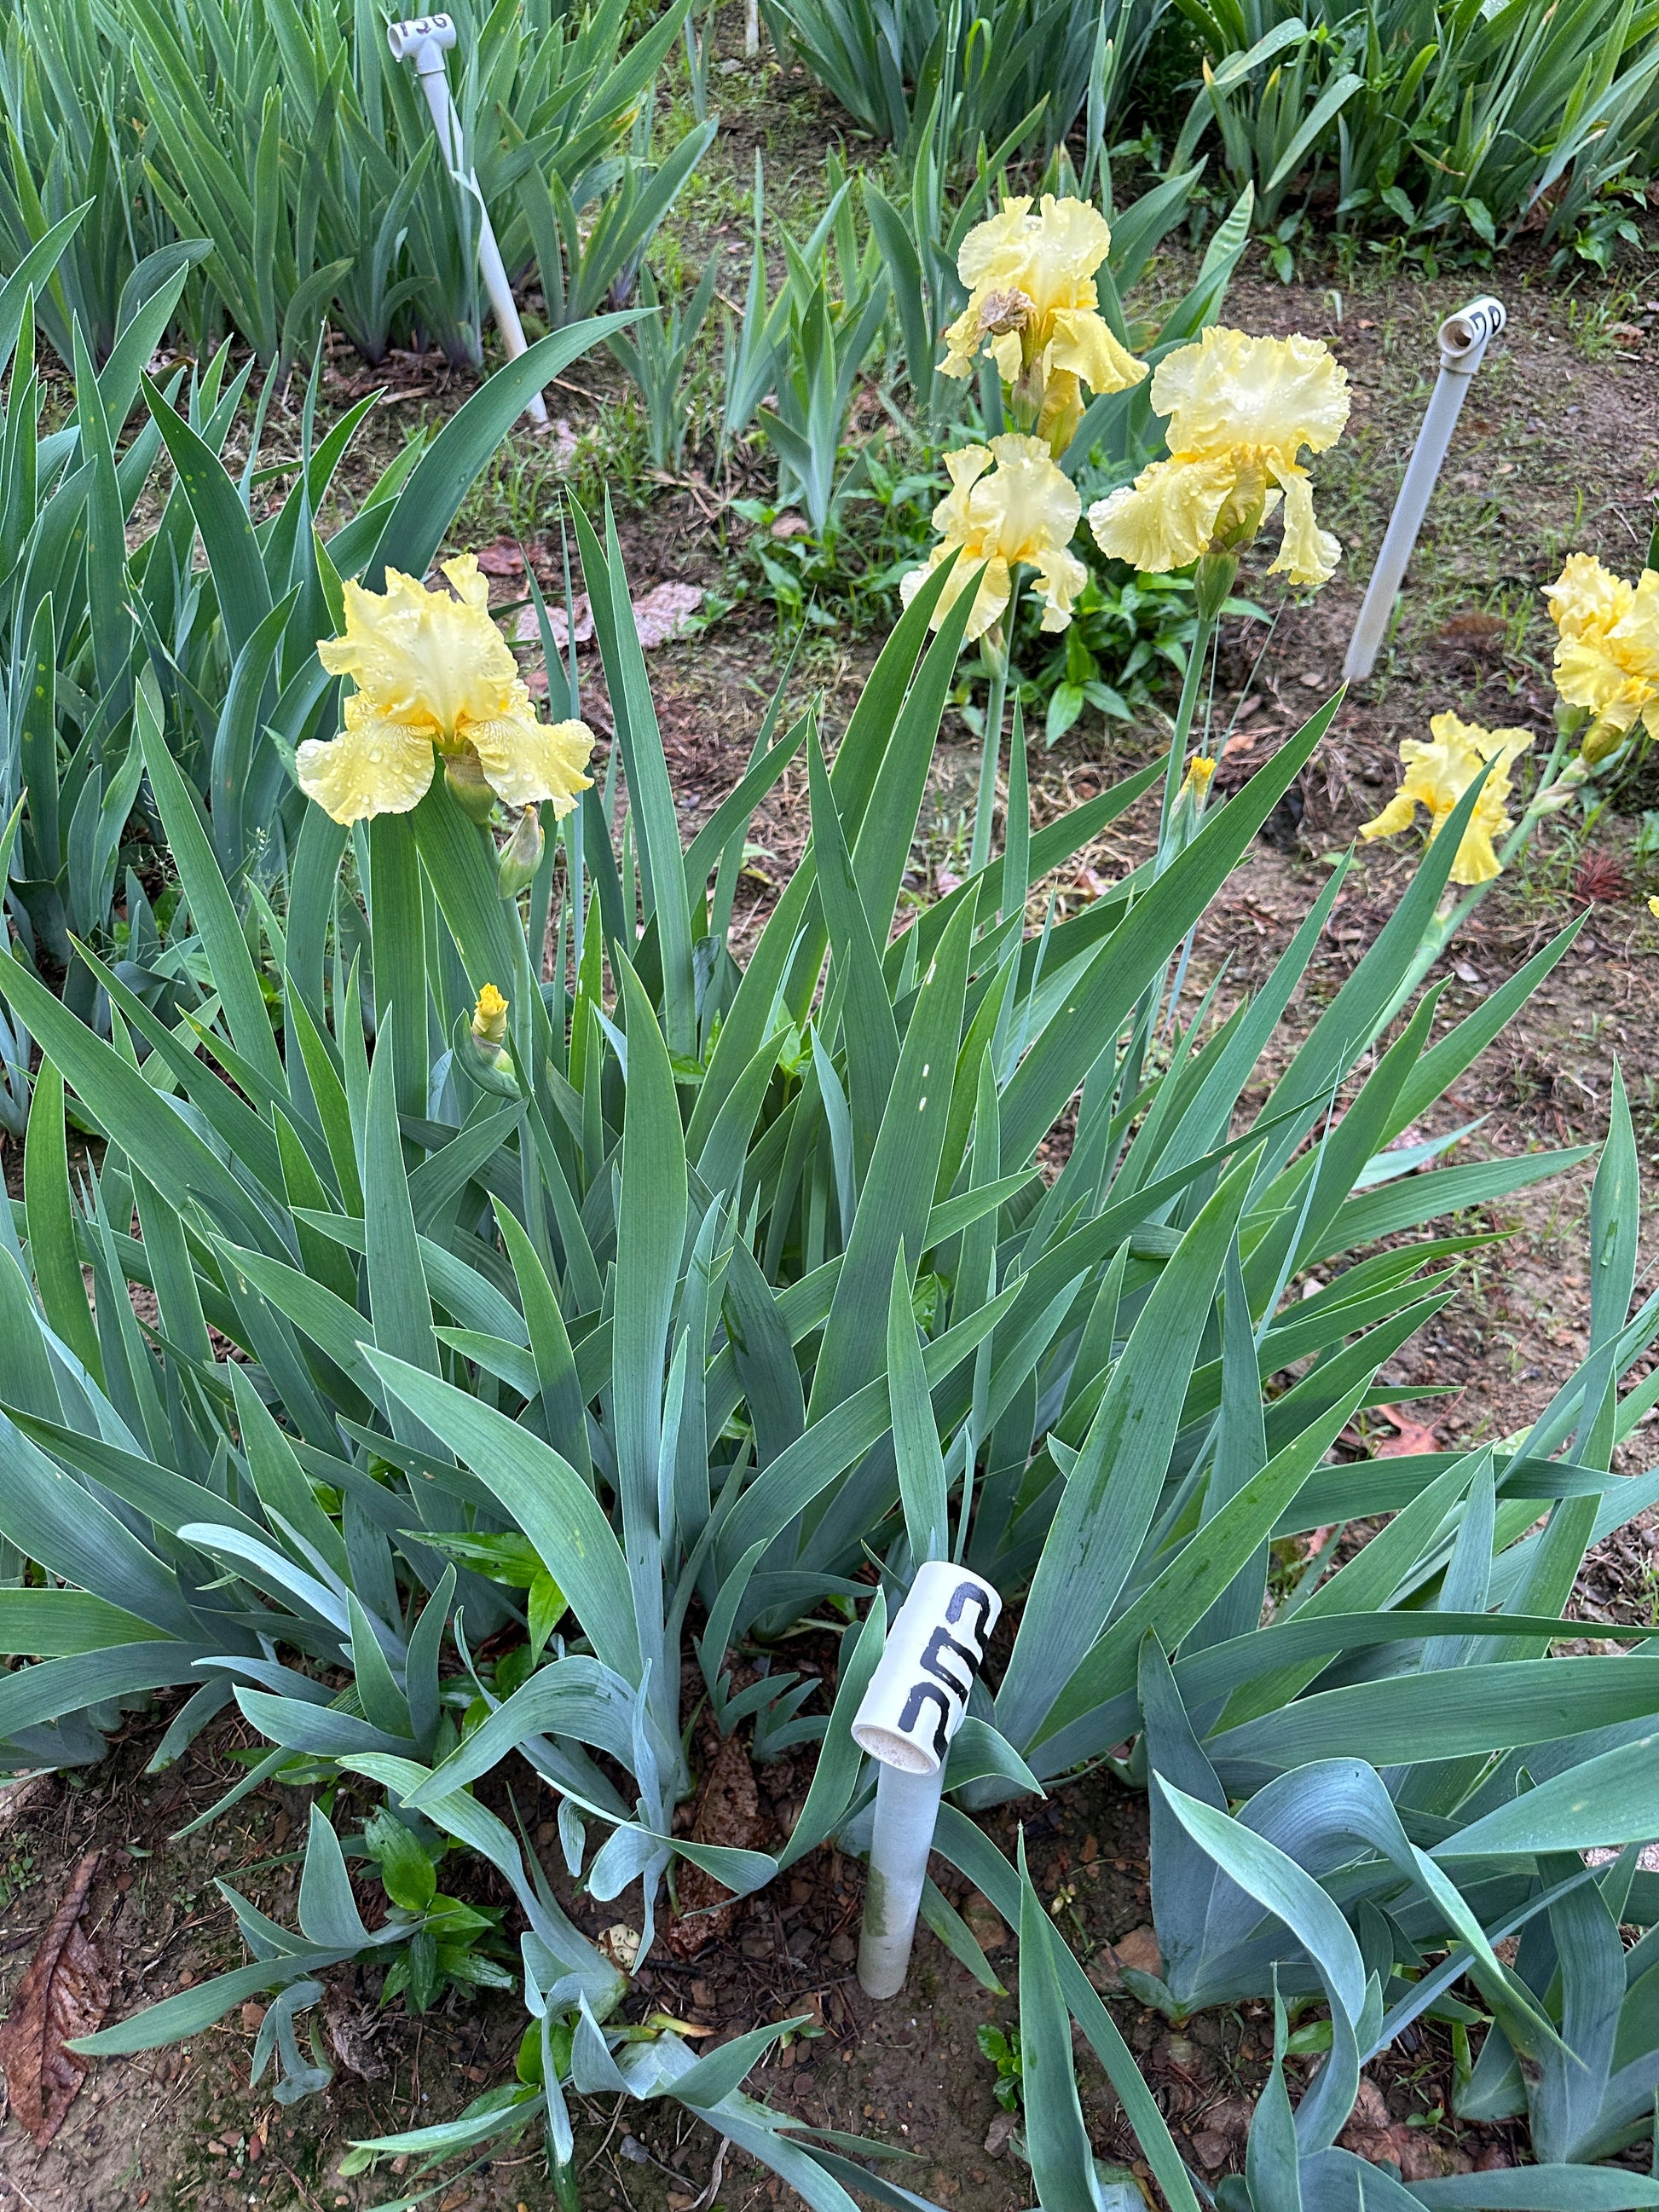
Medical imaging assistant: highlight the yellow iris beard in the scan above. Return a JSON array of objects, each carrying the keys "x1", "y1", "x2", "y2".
[{"x1": 298, "y1": 553, "x2": 595, "y2": 826}]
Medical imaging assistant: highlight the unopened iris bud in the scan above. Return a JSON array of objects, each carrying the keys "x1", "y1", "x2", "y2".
[
  {"x1": 1581, "y1": 713, "x2": 1627, "y2": 768},
  {"x1": 1192, "y1": 551, "x2": 1240, "y2": 625},
  {"x1": 497, "y1": 807, "x2": 544, "y2": 898},
  {"x1": 471, "y1": 983, "x2": 510, "y2": 1050},
  {"x1": 1185, "y1": 755, "x2": 1216, "y2": 800},
  {"x1": 444, "y1": 749, "x2": 498, "y2": 823}
]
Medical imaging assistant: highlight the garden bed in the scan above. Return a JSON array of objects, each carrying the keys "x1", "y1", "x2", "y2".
[{"x1": 3, "y1": 21, "x2": 1659, "y2": 2212}]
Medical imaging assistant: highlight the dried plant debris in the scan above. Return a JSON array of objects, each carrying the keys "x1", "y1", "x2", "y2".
[{"x1": 0, "y1": 1851, "x2": 110, "y2": 2146}]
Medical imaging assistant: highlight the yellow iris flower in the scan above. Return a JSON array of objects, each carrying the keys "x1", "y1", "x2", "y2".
[
  {"x1": 1359, "y1": 711, "x2": 1532, "y2": 886},
  {"x1": 899, "y1": 435, "x2": 1087, "y2": 644},
  {"x1": 1546, "y1": 551, "x2": 1659, "y2": 748},
  {"x1": 939, "y1": 194, "x2": 1147, "y2": 452},
  {"x1": 298, "y1": 554, "x2": 594, "y2": 825},
  {"x1": 1088, "y1": 327, "x2": 1350, "y2": 586}
]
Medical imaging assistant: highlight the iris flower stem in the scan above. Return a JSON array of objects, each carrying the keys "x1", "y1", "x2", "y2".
[
  {"x1": 971, "y1": 569, "x2": 1024, "y2": 877},
  {"x1": 1159, "y1": 607, "x2": 1216, "y2": 849}
]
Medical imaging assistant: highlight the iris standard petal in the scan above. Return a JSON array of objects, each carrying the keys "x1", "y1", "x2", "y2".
[
  {"x1": 316, "y1": 561, "x2": 522, "y2": 742},
  {"x1": 957, "y1": 197, "x2": 1038, "y2": 292},
  {"x1": 1153, "y1": 328, "x2": 1350, "y2": 462},
  {"x1": 1546, "y1": 552, "x2": 1632, "y2": 644}
]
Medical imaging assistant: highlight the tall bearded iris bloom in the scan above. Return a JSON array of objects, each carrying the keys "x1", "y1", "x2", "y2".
[
  {"x1": 1089, "y1": 327, "x2": 1350, "y2": 587},
  {"x1": 298, "y1": 554, "x2": 594, "y2": 825},
  {"x1": 940, "y1": 194, "x2": 1147, "y2": 454},
  {"x1": 1546, "y1": 552, "x2": 1659, "y2": 763},
  {"x1": 1359, "y1": 712, "x2": 1532, "y2": 886},
  {"x1": 899, "y1": 436, "x2": 1087, "y2": 643}
]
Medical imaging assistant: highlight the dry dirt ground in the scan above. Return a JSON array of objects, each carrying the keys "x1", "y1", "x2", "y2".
[{"x1": 5, "y1": 61, "x2": 1659, "y2": 2212}]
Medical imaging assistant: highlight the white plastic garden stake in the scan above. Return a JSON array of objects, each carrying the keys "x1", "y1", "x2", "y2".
[
  {"x1": 386, "y1": 14, "x2": 549, "y2": 428},
  {"x1": 1342, "y1": 296, "x2": 1506, "y2": 683},
  {"x1": 852, "y1": 1561, "x2": 1002, "y2": 2000}
]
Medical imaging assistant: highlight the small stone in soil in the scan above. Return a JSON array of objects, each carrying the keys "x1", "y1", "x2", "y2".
[
  {"x1": 961, "y1": 1891, "x2": 1008, "y2": 1952},
  {"x1": 984, "y1": 2110, "x2": 1018, "y2": 2157}
]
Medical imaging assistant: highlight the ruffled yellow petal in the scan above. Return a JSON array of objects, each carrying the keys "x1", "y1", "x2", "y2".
[
  {"x1": 1044, "y1": 305, "x2": 1147, "y2": 398},
  {"x1": 1030, "y1": 541, "x2": 1090, "y2": 632},
  {"x1": 1023, "y1": 194, "x2": 1115, "y2": 300},
  {"x1": 316, "y1": 559, "x2": 521, "y2": 743},
  {"x1": 440, "y1": 552, "x2": 492, "y2": 613},
  {"x1": 1269, "y1": 468, "x2": 1341, "y2": 588},
  {"x1": 1446, "y1": 818, "x2": 1504, "y2": 887},
  {"x1": 981, "y1": 431, "x2": 1082, "y2": 557},
  {"x1": 1358, "y1": 790, "x2": 1419, "y2": 843},
  {"x1": 1153, "y1": 327, "x2": 1350, "y2": 463},
  {"x1": 468, "y1": 708, "x2": 595, "y2": 816},
  {"x1": 957, "y1": 197, "x2": 1038, "y2": 292},
  {"x1": 1088, "y1": 455, "x2": 1235, "y2": 574},
  {"x1": 1546, "y1": 552, "x2": 1630, "y2": 644},
  {"x1": 1552, "y1": 638, "x2": 1645, "y2": 727},
  {"x1": 901, "y1": 435, "x2": 1081, "y2": 640},
  {"x1": 901, "y1": 546, "x2": 1010, "y2": 643},
  {"x1": 939, "y1": 301, "x2": 982, "y2": 381},
  {"x1": 295, "y1": 706, "x2": 436, "y2": 824},
  {"x1": 988, "y1": 327, "x2": 1024, "y2": 385}
]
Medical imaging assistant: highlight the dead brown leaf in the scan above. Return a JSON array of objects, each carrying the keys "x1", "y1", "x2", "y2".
[
  {"x1": 0, "y1": 1850, "x2": 110, "y2": 2145},
  {"x1": 476, "y1": 540, "x2": 526, "y2": 579},
  {"x1": 322, "y1": 1981, "x2": 385, "y2": 2080},
  {"x1": 631, "y1": 581, "x2": 702, "y2": 649},
  {"x1": 1373, "y1": 1404, "x2": 1443, "y2": 1458}
]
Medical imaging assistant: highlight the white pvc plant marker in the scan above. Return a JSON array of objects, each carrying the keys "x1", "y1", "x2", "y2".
[
  {"x1": 851, "y1": 1561, "x2": 1002, "y2": 2000},
  {"x1": 387, "y1": 14, "x2": 550, "y2": 428},
  {"x1": 1342, "y1": 296, "x2": 1506, "y2": 683}
]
